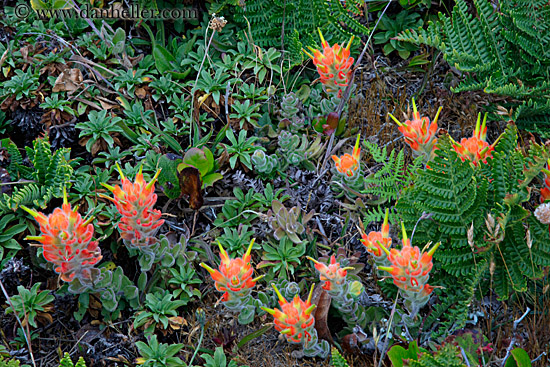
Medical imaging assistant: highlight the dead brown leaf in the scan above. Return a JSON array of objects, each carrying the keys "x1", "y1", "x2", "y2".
[
  {"x1": 52, "y1": 68, "x2": 83, "y2": 93},
  {"x1": 311, "y1": 284, "x2": 333, "y2": 344},
  {"x1": 179, "y1": 167, "x2": 203, "y2": 210}
]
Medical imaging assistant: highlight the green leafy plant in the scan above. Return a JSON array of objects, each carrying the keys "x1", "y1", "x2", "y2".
[
  {"x1": 5, "y1": 283, "x2": 54, "y2": 328},
  {"x1": 230, "y1": 100, "x2": 262, "y2": 128},
  {"x1": 1, "y1": 69, "x2": 39, "y2": 100},
  {"x1": 168, "y1": 262, "x2": 202, "y2": 305},
  {"x1": 40, "y1": 94, "x2": 76, "y2": 115},
  {"x1": 76, "y1": 110, "x2": 123, "y2": 154},
  {"x1": 0, "y1": 356, "x2": 20, "y2": 367},
  {"x1": 251, "y1": 150, "x2": 278, "y2": 177},
  {"x1": 113, "y1": 68, "x2": 151, "y2": 98},
  {"x1": 58, "y1": 352, "x2": 87, "y2": 367},
  {"x1": 196, "y1": 347, "x2": 248, "y2": 367},
  {"x1": 134, "y1": 290, "x2": 186, "y2": 337},
  {"x1": 259, "y1": 237, "x2": 306, "y2": 280},
  {"x1": 373, "y1": 10, "x2": 423, "y2": 59},
  {"x1": 396, "y1": 0, "x2": 550, "y2": 130},
  {"x1": 135, "y1": 335, "x2": 184, "y2": 367},
  {"x1": 330, "y1": 347, "x2": 350, "y2": 367},
  {"x1": 221, "y1": 129, "x2": 264, "y2": 170}
]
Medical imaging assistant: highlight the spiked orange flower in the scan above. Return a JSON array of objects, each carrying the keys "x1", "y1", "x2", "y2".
[
  {"x1": 541, "y1": 160, "x2": 550, "y2": 203},
  {"x1": 378, "y1": 223, "x2": 439, "y2": 295},
  {"x1": 200, "y1": 239, "x2": 262, "y2": 306},
  {"x1": 332, "y1": 134, "x2": 361, "y2": 177},
  {"x1": 303, "y1": 29, "x2": 355, "y2": 97},
  {"x1": 389, "y1": 99, "x2": 441, "y2": 162},
  {"x1": 307, "y1": 256, "x2": 354, "y2": 292},
  {"x1": 100, "y1": 164, "x2": 163, "y2": 249},
  {"x1": 452, "y1": 113, "x2": 497, "y2": 167},
  {"x1": 22, "y1": 188, "x2": 102, "y2": 282},
  {"x1": 360, "y1": 208, "x2": 392, "y2": 261},
  {"x1": 261, "y1": 284, "x2": 317, "y2": 344}
]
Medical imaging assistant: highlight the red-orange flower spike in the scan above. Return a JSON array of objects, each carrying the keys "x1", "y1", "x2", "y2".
[
  {"x1": 262, "y1": 284, "x2": 317, "y2": 343},
  {"x1": 378, "y1": 223, "x2": 439, "y2": 299},
  {"x1": 303, "y1": 29, "x2": 355, "y2": 97},
  {"x1": 332, "y1": 134, "x2": 361, "y2": 177},
  {"x1": 389, "y1": 98, "x2": 441, "y2": 162},
  {"x1": 452, "y1": 113, "x2": 497, "y2": 167},
  {"x1": 22, "y1": 188, "x2": 102, "y2": 282},
  {"x1": 307, "y1": 255, "x2": 354, "y2": 292},
  {"x1": 360, "y1": 208, "x2": 392, "y2": 262},
  {"x1": 100, "y1": 164, "x2": 164, "y2": 249},
  {"x1": 541, "y1": 159, "x2": 550, "y2": 203},
  {"x1": 200, "y1": 239, "x2": 262, "y2": 307}
]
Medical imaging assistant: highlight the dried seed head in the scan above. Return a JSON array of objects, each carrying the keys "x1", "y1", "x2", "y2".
[
  {"x1": 534, "y1": 202, "x2": 550, "y2": 224},
  {"x1": 209, "y1": 14, "x2": 227, "y2": 32},
  {"x1": 490, "y1": 259, "x2": 495, "y2": 276},
  {"x1": 525, "y1": 228, "x2": 533, "y2": 250},
  {"x1": 468, "y1": 222, "x2": 475, "y2": 249}
]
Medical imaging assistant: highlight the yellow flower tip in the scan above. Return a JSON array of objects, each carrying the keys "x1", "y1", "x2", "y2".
[
  {"x1": 433, "y1": 106, "x2": 443, "y2": 125},
  {"x1": 136, "y1": 357, "x2": 146, "y2": 365},
  {"x1": 307, "y1": 283, "x2": 315, "y2": 304},
  {"x1": 62, "y1": 186, "x2": 68, "y2": 206},
  {"x1": 401, "y1": 222, "x2": 408, "y2": 242},
  {"x1": 475, "y1": 113, "x2": 482, "y2": 134},
  {"x1": 83, "y1": 216, "x2": 95, "y2": 227},
  {"x1": 342, "y1": 266, "x2": 355, "y2": 271},
  {"x1": 302, "y1": 48, "x2": 314, "y2": 60},
  {"x1": 346, "y1": 35, "x2": 355, "y2": 51},
  {"x1": 318, "y1": 28, "x2": 328, "y2": 48},
  {"x1": 138, "y1": 165, "x2": 143, "y2": 175},
  {"x1": 383, "y1": 208, "x2": 389, "y2": 226},
  {"x1": 20, "y1": 205, "x2": 40, "y2": 218},
  {"x1": 260, "y1": 306, "x2": 276, "y2": 316},
  {"x1": 306, "y1": 256, "x2": 320, "y2": 265},
  {"x1": 376, "y1": 240, "x2": 391, "y2": 257},
  {"x1": 272, "y1": 284, "x2": 287, "y2": 303},
  {"x1": 100, "y1": 182, "x2": 116, "y2": 192},
  {"x1": 353, "y1": 134, "x2": 361, "y2": 159},
  {"x1": 481, "y1": 113, "x2": 488, "y2": 131},
  {"x1": 378, "y1": 266, "x2": 394, "y2": 273},
  {"x1": 199, "y1": 262, "x2": 216, "y2": 274},
  {"x1": 217, "y1": 240, "x2": 228, "y2": 258},
  {"x1": 427, "y1": 242, "x2": 441, "y2": 257},
  {"x1": 245, "y1": 238, "x2": 256, "y2": 258},
  {"x1": 280, "y1": 328, "x2": 292, "y2": 335},
  {"x1": 305, "y1": 304, "x2": 317, "y2": 316},
  {"x1": 115, "y1": 162, "x2": 125, "y2": 181},
  {"x1": 97, "y1": 193, "x2": 116, "y2": 203},
  {"x1": 388, "y1": 112, "x2": 402, "y2": 126},
  {"x1": 252, "y1": 274, "x2": 265, "y2": 283},
  {"x1": 25, "y1": 235, "x2": 45, "y2": 242},
  {"x1": 411, "y1": 98, "x2": 417, "y2": 115},
  {"x1": 145, "y1": 169, "x2": 162, "y2": 190}
]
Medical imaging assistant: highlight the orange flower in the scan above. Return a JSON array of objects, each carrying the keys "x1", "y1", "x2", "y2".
[
  {"x1": 541, "y1": 159, "x2": 550, "y2": 203},
  {"x1": 378, "y1": 223, "x2": 439, "y2": 295},
  {"x1": 303, "y1": 29, "x2": 355, "y2": 97},
  {"x1": 389, "y1": 98, "x2": 441, "y2": 162},
  {"x1": 100, "y1": 164, "x2": 164, "y2": 249},
  {"x1": 332, "y1": 134, "x2": 361, "y2": 177},
  {"x1": 22, "y1": 188, "x2": 102, "y2": 282},
  {"x1": 360, "y1": 208, "x2": 392, "y2": 259},
  {"x1": 261, "y1": 284, "x2": 317, "y2": 345},
  {"x1": 452, "y1": 113, "x2": 497, "y2": 166},
  {"x1": 200, "y1": 239, "x2": 262, "y2": 304},
  {"x1": 307, "y1": 255, "x2": 354, "y2": 292}
]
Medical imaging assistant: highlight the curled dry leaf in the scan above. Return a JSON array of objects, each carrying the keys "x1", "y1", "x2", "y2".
[
  {"x1": 179, "y1": 166, "x2": 203, "y2": 210},
  {"x1": 52, "y1": 68, "x2": 83, "y2": 93},
  {"x1": 311, "y1": 283, "x2": 333, "y2": 344}
]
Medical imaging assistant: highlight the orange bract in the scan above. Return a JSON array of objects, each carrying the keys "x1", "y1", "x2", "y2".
[
  {"x1": 303, "y1": 29, "x2": 355, "y2": 97},
  {"x1": 100, "y1": 164, "x2": 164, "y2": 249},
  {"x1": 261, "y1": 284, "x2": 317, "y2": 345},
  {"x1": 360, "y1": 208, "x2": 391, "y2": 259},
  {"x1": 389, "y1": 99, "x2": 441, "y2": 162},
  {"x1": 452, "y1": 113, "x2": 496, "y2": 166},
  {"x1": 332, "y1": 134, "x2": 361, "y2": 177},
  {"x1": 22, "y1": 189, "x2": 102, "y2": 282},
  {"x1": 200, "y1": 239, "x2": 260, "y2": 304}
]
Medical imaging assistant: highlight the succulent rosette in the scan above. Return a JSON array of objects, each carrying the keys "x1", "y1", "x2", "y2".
[
  {"x1": 389, "y1": 98, "x2": 441, "y2": 162},
  {"x1": 100, "y1": 164, "x2": 164, "y2": 249},
  {"x1": 22, "y1": 188, "x2": 102, "y2": 282},
  {"x1": 452, "y1": 113, "x2": 498, "y2": 167},
  {"x1": 200, "y1": 239, "x2": 262, "y2": 310},
  {"x1": 303, "y1": 29, "x2": 355, "y2": 97}
]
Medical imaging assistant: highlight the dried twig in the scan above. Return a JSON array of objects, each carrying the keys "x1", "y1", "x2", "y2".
[{"x1": 500, "y1": 307, "x2": 531, "y2": 367}]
